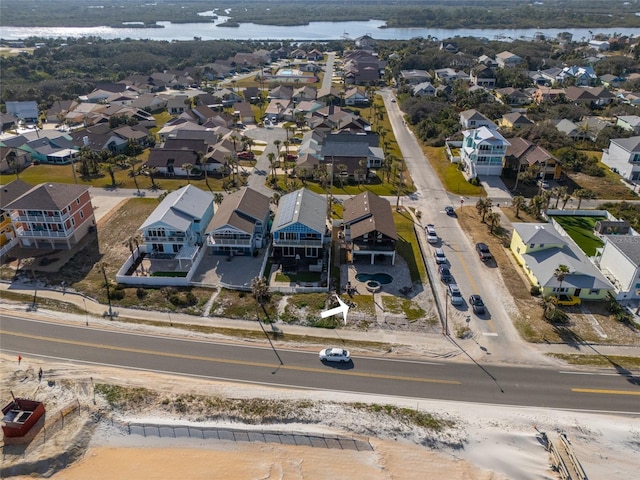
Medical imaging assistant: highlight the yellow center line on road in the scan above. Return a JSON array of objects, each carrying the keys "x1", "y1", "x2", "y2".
[
  {"x1": 1, "y1": 330, "x2": 461, "y2": 386},
  {"x1": 451, "y1": 244, "x2": 497, "y2": 334},
  {"x1": 572, "y1": 388, "x2": 640, "y2": 396}
]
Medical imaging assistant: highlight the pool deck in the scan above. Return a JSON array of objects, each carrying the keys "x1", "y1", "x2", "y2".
[{"x1": 342, "y1": 256, "x2": 414, "y2": 297}]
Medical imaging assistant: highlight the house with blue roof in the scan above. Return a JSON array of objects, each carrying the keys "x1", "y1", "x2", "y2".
[
  {"x1": 271, "y1": 189, "x2": 328, "y2": 268},
  {"x1": 138, "y1": 185, "x2": 213, "y2": 270}
]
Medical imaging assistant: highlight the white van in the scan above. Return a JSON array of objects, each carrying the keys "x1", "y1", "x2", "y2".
[{"x1": 434, "y1": 248, "x2": 447, "y2": 264}]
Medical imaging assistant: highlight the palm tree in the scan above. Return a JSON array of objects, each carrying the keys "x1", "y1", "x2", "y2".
[
  {"x1": 267, "y1": 152, "x2": 277, "y2": 182},
  {"x1": 270, "y1": 192, "x2": 281, "y2": 207},
  {"x1": 487, "y1": 212, "x2": 501, "y2": 234},
  {"x1": 213, "y1": 192, "x2": 224, "y2": 206},
  {"x1": 574, "y1": 188, "x2": 595, "y2": 209},
  {"x1": 147, "y1": 166, "x2": 158, "y2": 189},
  {"x1": 540, "y1": 190, "x2": 551, "y2": 211},
  {"x1": 512, "y1": 196, "x2": 526, "y2": 218},
  {"x1": 553, "y1": 264, "x2": 570, "y2": 296},
  {"x1": 554, "y1": 186, "x2": 568, "y2": 208},
  {"x1": 101, "y1": 156, "x2": 118, "y2": 187},
  {"x1": 251, "y1": 276, "x2": 270, "y2": 307},
  {"x1": 529, "y1": 195, "x2": 544, "y2": 219},
  {"x1": 182, "y1": 162, "x2": 194, "y2": 184},
  {"x1": 561, "y1": 191, "x2": 572, "y2": 209},
  {"x1": 127, "y1": 157, "x2": 142, "y2": 193},
  {"x1": 475, "y1": 198, "x2": 492, "y2": 222}
]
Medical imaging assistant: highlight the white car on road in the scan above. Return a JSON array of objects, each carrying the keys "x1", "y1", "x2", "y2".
[{"x1": 319, "y1": 348, "x2": 351, "y2": 363}]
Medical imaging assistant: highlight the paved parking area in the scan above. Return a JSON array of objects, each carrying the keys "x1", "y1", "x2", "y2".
[{"x1": 191, "y1": 251, "x2": 266, "y2": 287}]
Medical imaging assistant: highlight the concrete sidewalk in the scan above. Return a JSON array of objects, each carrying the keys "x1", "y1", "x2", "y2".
[{"x1": 2, "y1": 280, "x2": 639, "y2": 363}]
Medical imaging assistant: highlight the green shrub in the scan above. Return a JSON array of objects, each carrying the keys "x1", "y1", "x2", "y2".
[{"x1": 530, "y1": 285, "x2": 541, "y2": 296}]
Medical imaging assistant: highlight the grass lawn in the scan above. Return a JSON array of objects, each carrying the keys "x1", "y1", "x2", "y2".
[
  {"x1": 394, "y1": 209, "x2": 426, "y2": 283},
  {"x1": 423, "y1": 146, "x2": 485, "y2": 196},
  {"x1": 274, "y1": 170, "x2": 414, "y2": 199},
  {"x1": 381, "y1": 295, "x2": 428, "y2": 323},
  {"x1": 275, "y1": 271, "x2": 322, "y2": 283},
  {"x1": 1, "y1": 164, "x2": 228, "y2": 193},
  {"x1": 550, "y1": 215, "x2": 605, "y2": 256}
]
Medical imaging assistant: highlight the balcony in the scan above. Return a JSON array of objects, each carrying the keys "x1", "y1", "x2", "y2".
[
  {"x1": 16, "y1": 227, "x2": 70, "y2": 238},
  {"x1": 207, "y1": 237, "x2": 251, "y2": 247},
  {"x1": 273, "y1": 237, "x2": 325, "y2": 248},
  {"x1": 144, "y1": 235, "x2": 186, "y2": 242},
  {"x1": 11, "y1": 211, "x2": 71, "y2": 223}
]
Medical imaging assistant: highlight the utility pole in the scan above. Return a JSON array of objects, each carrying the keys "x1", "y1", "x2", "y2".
[
  {"x1": 395, "y1": 159, "x2": 405, "y2": 211},
  {"x1": 100, "y1": 264, "x2": 114, "y2": 320},
  {"x1": 327, "y1": 155, "x2": 335, "y2": 219}
]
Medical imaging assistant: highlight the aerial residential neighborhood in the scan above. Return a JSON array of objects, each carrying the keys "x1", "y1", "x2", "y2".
[{"x1": 2, "y1": 7, "x2": 640, "y2": 477}]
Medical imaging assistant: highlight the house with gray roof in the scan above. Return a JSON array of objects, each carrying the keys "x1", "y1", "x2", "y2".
[
  {"x1": 459, "y1": 109, "x2": 496, "y2": 130},
  {"x1": 5, "y1": 101, "x2": 39, "y2": 124},
  {"x1": 616, "y1": 115, "x2": 640, "y2": 135},
  {"x1": 271, "y1": 189, "x2": 328, "y2": 265},
  {"x1": 597, "y1": 234, "x2": 640, "y2": 300},
  {"x1": 138, "y1": 185, "x2": 213, "y2": 268},
  {"x1": 510, "y1": 223, "x2": 613, "y2": 301},
  {"x1": 601, "y1": 136, "x2": 640, "y2": 181},
  {"x1": 4, "y1": 182, "x2": 95, "y2": 250},
  {"x1": 342, "y1": 191, "x2": 397, "y2": 265},
  {"x1": 206, "y1": 187, "x2": 270, "y2": 256}
]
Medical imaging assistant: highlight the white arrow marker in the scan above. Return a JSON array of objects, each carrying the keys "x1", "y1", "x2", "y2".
[{"x1": 320, "y1": 294, "x2": 350, "y2": 325}]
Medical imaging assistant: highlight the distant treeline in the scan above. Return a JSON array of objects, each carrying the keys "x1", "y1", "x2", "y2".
[{"x1": 1, "y1": 0, "x2": 639, "y2": 28}]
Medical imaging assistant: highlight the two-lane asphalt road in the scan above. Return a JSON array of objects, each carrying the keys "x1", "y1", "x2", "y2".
[
  {"x1": 2, "y1": 315, "x2": 639, "y2": 413},
  {"x1": 379, "y1": 89, "x2": 530, "y2": 361}
]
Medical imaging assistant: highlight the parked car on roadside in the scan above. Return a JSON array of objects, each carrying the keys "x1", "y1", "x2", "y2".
[
  {"x1": 476, "y1": 242, "x2": 492, "y2": 261},
  {"x1": 445, "y1": 206, "x2": 456, "y2": 216},
  {"x1": 447, "y1": 283, "x2": 463, "y2": 305},
  {"x1": 434, "y1": 248, "x2": 447, "y2": 264},
  {"x1": 426, "y1": 224, "x2": 438, "y2": 244},
  {"x1": 439, "y1": 265, "x2": 452, "y2": 283}
]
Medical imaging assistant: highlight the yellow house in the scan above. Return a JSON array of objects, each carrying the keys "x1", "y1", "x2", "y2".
[
  {"x1": 0, "y1": 179, "x2": 32, "y2": 248},
  {"x1": 510, "y1": 223, "x2": 612, "y2": 300}
]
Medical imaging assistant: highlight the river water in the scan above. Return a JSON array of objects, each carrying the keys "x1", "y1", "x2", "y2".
[{"x1": 0, "y1": 18, "x2": 637, "y2": 42}]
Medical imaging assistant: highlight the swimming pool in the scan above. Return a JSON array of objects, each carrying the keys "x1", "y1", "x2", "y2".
[
  {"x1": 279, "y1": 69, "x2": 294, "y2": 75},
  {"x1": 355, "y1": 273, "x2": 393, "y2": 285}
]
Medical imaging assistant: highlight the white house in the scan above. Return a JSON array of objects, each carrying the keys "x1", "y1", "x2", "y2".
[
  {"x1": 138, "y1": 185, "x2": 214, "y2": 268},
  {"x1": 601, "y1": 136, "x2": 640, "y2": 181},
  {"x1": 461, "y1": 126, "x2": 510, "y2": 176},
  {"x1": 597, "y1": 235, "x2": 640, "y2": 300}
]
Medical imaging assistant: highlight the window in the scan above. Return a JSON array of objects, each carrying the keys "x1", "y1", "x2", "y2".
[
  {"x1": 516, "y1": 246, "x2": 520, "y2": 253},
  {"x1": 589, "y1": 289, "x2": 600, "y2": 295},
  {"x1": 71, "y1": 218, "x2": 76, "y2": 226},
  {"x1": 76, "y1": 198, "x2": 80, "y2": 205},
  {"x1": 80, "y1": 211, "x2": 84, "y2": 219},
  {"x1": 530, "y1": 243, "x2": 535, "y2": 248}
]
